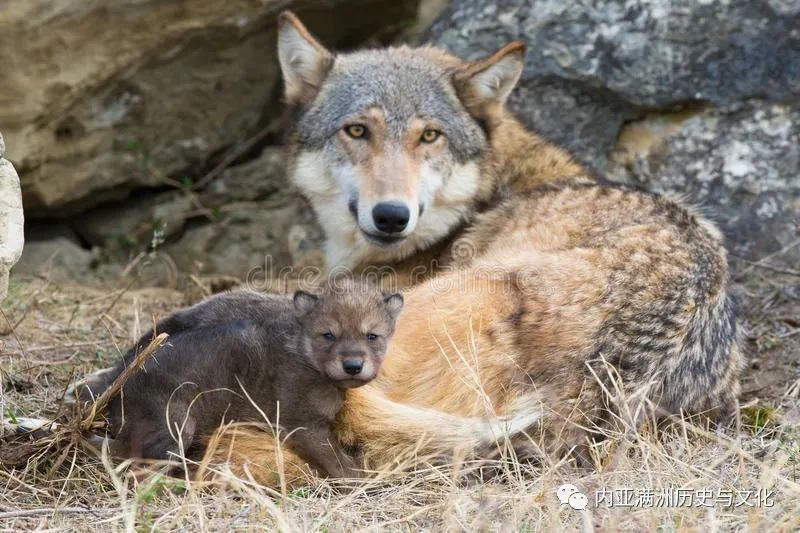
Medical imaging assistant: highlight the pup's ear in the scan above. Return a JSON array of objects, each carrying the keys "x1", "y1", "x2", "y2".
[
  {"x1": 277, "y1": 11, "x2": 334, "y2": 105},
  {"x1": 383, "y1": 292, "x2": 404, "y2": 320},
  {"x1": 454, "y1": 41, "x2": 525, "y2": 117},
  {"x1": 293, "y1": 290, "x2": 319, "y2": 317}
]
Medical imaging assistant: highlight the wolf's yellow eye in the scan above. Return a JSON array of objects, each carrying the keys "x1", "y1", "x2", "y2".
[
  {"x1": 421, "y1": 129, "x2": 441, "y2": 143},
  {"x1": 345, "y1": 124, "x2": 367, "y2": 139}
]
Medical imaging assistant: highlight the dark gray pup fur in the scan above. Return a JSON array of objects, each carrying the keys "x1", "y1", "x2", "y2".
[{"x1": 98, "y1": 281, "x2": 403, "y2": 477}]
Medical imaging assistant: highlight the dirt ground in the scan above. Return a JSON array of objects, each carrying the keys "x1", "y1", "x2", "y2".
[{"x1": 0, "y1": 257, "x2": 798, "y2": 530}]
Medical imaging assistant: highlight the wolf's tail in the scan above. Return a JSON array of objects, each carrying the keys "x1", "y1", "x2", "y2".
[{"x1": 338, "y1": 386, "x2": 544, "y2": 467}]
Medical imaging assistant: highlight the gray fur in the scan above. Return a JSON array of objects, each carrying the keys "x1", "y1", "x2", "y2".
[
  {"x1": 296, "y1": 48, "x2": 488, "y2": 163},
  {"x1": 82, "y1": 282, "x2": 401, "y2": 477}
]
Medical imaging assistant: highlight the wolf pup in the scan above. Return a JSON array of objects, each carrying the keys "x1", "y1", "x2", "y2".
[{"x1": 105, "y1": 280, "x2": 403, "y2": 478}]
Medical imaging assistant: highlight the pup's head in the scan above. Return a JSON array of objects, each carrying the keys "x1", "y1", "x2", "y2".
[
  {"x1": 292, "y1": 279, "x2": 403, "y2": 388},
  {"x1": 277, "y1": 11, "x2": 525, "y2": 266}
]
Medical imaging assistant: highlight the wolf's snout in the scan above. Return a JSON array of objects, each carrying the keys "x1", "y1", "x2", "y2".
[
  {"x1": 342, "y1": 358, "x2": 364, "y2": 375},
  {"x1": 372, "y1": 202, "x2": 410, "y2": 234}
]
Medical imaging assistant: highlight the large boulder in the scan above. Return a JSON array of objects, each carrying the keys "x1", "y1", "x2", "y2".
[
  {"x1": 12, "y1": 236, "x2": 93, "y2": 285},
  {"x1": 0, "y1": 132, "x2": 25, "y2": 300},
  {"x1": 0, "y1": 0, "x2": 418, "y2": 216},
  {"x1": 427, "y1": 0, "x2": 800, "y2": 171},
  {"x1": 610, "y1": 102, "x2": 800, "y2": 267},
  {"x1": 428, "y1": 0, "x2": 800, "y2": 267}
]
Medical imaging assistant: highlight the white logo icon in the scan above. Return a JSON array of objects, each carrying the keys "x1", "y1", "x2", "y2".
[
  {"x1": 557, "y1": 483, "x2": 589, "y2": 510},
  {"x1": 568, "y1": 492, "x2": 588, "y2": 510}
]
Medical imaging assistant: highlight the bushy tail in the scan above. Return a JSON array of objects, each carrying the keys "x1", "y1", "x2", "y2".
[{"x1": 338, "y1": 386, "x2": 544, "y2": 468}]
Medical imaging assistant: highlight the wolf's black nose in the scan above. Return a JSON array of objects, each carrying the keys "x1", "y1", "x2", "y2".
[
  {"x1": 372, "y1": 202, "x2": 410, "y2": 234},
  {"x1": 342, "y1": 359, "x2": 364, "y2": 375}
]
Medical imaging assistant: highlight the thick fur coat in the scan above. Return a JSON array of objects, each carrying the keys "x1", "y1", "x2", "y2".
[{"x1": 82, "y1": 11, "x2": 743, "y2": 482}]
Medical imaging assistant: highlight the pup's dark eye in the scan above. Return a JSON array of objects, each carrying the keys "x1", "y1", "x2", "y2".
[
  {"x1": 367, "y1": 333, "x2": 378, "y2": 342},
  {"x1": 344, "y1": 124, "x2": 367, "y2": 139},
  {"x1": 322, "y1": 332, "x2": 336, "y2": 341},
  {"x1": 420, "y1": 129, "x2": 441, "y2": 143}
]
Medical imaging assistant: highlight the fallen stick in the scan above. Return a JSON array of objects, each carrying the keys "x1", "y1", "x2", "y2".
[
  {"x1": 80, "y1": 333, "x2": 169, "y2": 430},
  {"x1": 0, "y1": 506, "x2": 114, "y2": 519}
]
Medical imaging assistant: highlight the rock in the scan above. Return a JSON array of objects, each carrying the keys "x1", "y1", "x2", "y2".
[
  {"x1": 71, "y1": 146, "x2": 303, "y2": 280},
  {"x1": 13, "y1": 237, "x2": 93, "y2": 284},
  {"x1": 162, "y1": 202, "x2": 300, "y2": 279},
  {"x1": 202, "y1": 147, "x2": 288, "y2": 205},
  {"x1": 609, "y1": 102, "x2": 800, "y2": 267},
  {"x1": 0, "y1": 132, "x2": 25, "y2": 300},
  {"x1": 427, "y1": 0, "x2": 800, "y2": 171},
  {"x1": 73, "y1": 146, "x2": 288, "y2": 247},
  {"x1": 0, "y1": 0, "x2": 418, "y2": 215},
  {"x1": 77, "y1": 145, "x2": 289, "y2": 248},
  {"x1": 429, "y1": 0, "x2": 800, "y2": 267},
  {"x1": 287, "y1": 199, "x2": 325, "y2": 270},
  {"x1": 74, "y1": 191, "x2": 185, "y2": 247}
]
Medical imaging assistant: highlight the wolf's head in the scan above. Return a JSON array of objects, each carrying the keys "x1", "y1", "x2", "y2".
[
  {"x1": 293, "y1": 278, "x2": 403, "y2": 388},
  {"x1": 277, "y1": 12, "x2": 525, "y2": 270}
]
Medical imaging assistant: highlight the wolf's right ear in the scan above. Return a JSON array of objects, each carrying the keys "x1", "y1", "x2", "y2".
[
  {"x1": 293, "y1": 290, "x2": 319, "y2": 317},
  {"x1": 454, "y1": 41, "x2": 526, "y2": 118},
  {"x1": 277, "y1": 11, "x2": 334, "y2": 105}
]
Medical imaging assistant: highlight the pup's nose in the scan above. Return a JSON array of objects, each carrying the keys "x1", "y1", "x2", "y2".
[
  {"x1": 372, "y1": 202, "x2": 410, "y2": 234},
  {"x1": 342, "y1": 358, "x2": 364, "y2": 375}
]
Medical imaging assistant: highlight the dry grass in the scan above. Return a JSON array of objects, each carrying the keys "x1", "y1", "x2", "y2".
[{"x1": 1, "y1": 273, "x2": 799, "y2": 531}]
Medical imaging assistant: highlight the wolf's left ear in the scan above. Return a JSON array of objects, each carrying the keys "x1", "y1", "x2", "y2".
[
  {"x1": 277, "y1": 11, "x2": 334, "y2": 105},
  {"x1": 454, "y1": 41, "x2": 526, "y2": 115},
  {"x1": 383, "y1": 292, "x2": 404, "y2": 320}
]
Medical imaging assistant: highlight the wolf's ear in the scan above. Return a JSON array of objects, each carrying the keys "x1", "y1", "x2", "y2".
[
  {"x1": 277, "y1": 11, "x2": 334, "y2": 105},
  {"x1": 293, "y1": 290, "x2": 319, "y2": 317},
  {"x1": 383, "y1": 292, "x2": 404, "y2": 320},
  {"x1": 454, "y1": 41, "x2": 526, "y2": 116}
]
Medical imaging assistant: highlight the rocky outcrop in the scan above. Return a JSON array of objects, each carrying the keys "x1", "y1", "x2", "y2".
[
  {"x1": 2, "y1": 0, "x2": 417, "y2": 283},
  {"x1": 427, "y1": 1, "x2": 800, "y2": 170},
  {"x1": 0, "y1": 0, "x2": 418, "y2": 215},
  {"x1": 12, "y1": 237, "x2": 92, "y2": 285},
  {"x1": 0, "y1": 133, "x2": 25, "y2": 300},
  {"x1": 428, "y1": 0, "x2": 800, "y2": 267},
  {"x1": 8, "y1": 0, "x2": 799, "y2": 282},
  {"x1": 67, "y1": 147, "x2": 324, "y2": 281},
  {"x1": 610, "y1": 102, "x2": 800, "y2": 266}
]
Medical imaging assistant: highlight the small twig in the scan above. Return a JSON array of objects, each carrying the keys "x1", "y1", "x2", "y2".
[
  {"x1": 80, "y1": 333, "x2": 169, "y2": 430},
  {"x1": 778, "y1": 328, "x2": 800, "y2": 339},
  {"x1": 0, "y1": 307, "x2": 29, "y2": 370},
  {"x1": 734, "y1": 237, "x2": 800, "y2": 277},
  {"x1": 0, "y1": 341, "x2": 100, "y2": 355},
  {"x1": 119, "y1": 252, "x2": 147, "y2": 280},
  {"x1": 737, "y1": 260, "x2": 800, "y2": 278},
  {"x1": 0, "y1": 306, "x2": 28, "y2": 336},
  {"x1": 188, "y1": 275, "x2": 212, "y2": 299},
  {"x1": 25, "y1": 350, "x2": 80, "y2": 367},
  {"x1": 0, "y1": 507, "x2": 111, "y2": 519},
  {"x1": 191, "y1": 125, "x2": 272, "y2": 191},
  {"x1": 91, "y1": 275, "x2": 140, "y2": 328}
]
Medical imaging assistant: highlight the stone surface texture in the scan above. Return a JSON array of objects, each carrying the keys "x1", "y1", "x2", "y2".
[{"x1": 0, "y1": 132, "x2": 25, "y2": 299}]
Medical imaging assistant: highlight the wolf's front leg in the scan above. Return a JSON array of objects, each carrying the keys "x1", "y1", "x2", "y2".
[{"x1": 288, "y1": 426, "x2": 362, "y2": 479}]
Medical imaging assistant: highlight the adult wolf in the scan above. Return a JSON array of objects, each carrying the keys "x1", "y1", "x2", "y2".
[
  {"x1": 79, "y1": 11, "x2": 743, "y2": 479},
  {"x1": 202, "y1": 11, "x2": 743, "y2": 477}
]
